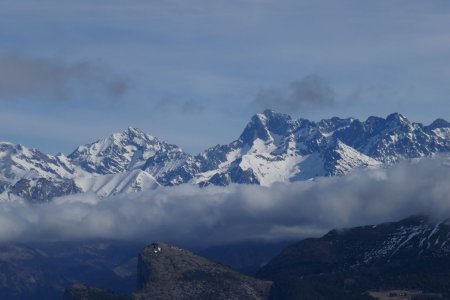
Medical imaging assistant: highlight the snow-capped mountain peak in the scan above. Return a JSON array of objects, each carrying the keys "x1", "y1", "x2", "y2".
[
  {"x1": 239, "y1": 110, "x2": 297, "y2": 145},
  {"x1": 386, "y1": 112, "x2": 409, "y2": 124},
  {"x1": 240, "y1": 112, "x2": 273, "y2": 144},
  {"x1": 68, "y1": 126, "x2": 189, "y2": 176}
]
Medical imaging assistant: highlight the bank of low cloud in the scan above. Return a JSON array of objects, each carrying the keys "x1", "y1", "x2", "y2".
[{"x1": 0, "y1": 157, "x2": 449, "y2": 246}]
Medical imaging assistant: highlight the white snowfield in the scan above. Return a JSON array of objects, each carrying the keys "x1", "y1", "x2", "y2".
[
  {"x1": 0, "y1": 110, "x2": 449, "y2": 202},
  {"x1": 74, "y1": 169, "x2": 160, "y2": 198}
]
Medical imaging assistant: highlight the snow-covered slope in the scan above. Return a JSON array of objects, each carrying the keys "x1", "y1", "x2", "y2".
[
  {"x1": 0, "y1": 142, "x2": 75, "y2": 185},
  {"x1": 74, "y1": 169, "x2": 159, "y2": 198}
]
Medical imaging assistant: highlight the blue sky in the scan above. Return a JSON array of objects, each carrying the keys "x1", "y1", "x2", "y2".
[{"x1": 1, "y1": 0, "x2": 450, "y2": 154}]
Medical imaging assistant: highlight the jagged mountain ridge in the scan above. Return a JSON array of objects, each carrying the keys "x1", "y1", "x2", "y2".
[
  {"x1": 1, "y1": 110, "x2": 450, "y2": 202},
  {"x1": 168, "y1": 110, "x2": 450, "y2": 186}
]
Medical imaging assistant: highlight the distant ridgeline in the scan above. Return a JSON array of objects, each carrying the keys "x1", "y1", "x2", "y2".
[{"x1": 1, "y1": 110, "x2": 449, "y2": 202}]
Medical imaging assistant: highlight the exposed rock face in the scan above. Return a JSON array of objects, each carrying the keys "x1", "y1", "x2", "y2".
[
  {"x1": 8, "y1": 177, "x2": 81, "y2": 203},
  {"x1": 134, "y1": 242, "x2": 272, "y2": 300}
]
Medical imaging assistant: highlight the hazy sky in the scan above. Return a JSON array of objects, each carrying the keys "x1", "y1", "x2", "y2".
[{"x1": 1, "y1": 0, "x2": 450, "y2": 154}]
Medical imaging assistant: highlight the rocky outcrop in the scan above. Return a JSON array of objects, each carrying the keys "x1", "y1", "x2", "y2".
[
  {"x1": 134, "y1": 242, "x2": 272, "y2": 300},
  {"x1": 66, "y1": 242, "x2": 273, "y2": 300}
]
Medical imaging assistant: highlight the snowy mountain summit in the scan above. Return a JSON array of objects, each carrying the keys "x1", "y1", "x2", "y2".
[
  {"x1": 68, "y1": 126, "x2": 188, "y2": 179},
  {"x1": 1, "y1": 110, "x2": 450, "y2": 202}
]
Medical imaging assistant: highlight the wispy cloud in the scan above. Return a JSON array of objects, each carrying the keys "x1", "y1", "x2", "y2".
[
  {"x1": 251, "y1": 75, "x2": 336, "y2": 113},
  {"x1": 0, "y1": 51, "x2": 132, "y2": 102},
  {"x1": 0, "y1": 157, "x2": 449, "y2": 247}
]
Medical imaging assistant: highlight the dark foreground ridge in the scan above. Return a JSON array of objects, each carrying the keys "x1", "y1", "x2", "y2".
[
  {"x1": 258, "y1": 216, "x2": 450, "y2": 299},
  {"x1": 66, "y1": 242, "x2": 272, "y2": 300},
  {"x1": 66, "y1": 217, "x2": 450, "y2": 300}
]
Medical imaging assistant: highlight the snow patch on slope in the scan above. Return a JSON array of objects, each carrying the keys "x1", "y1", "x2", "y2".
[{"x1": 75, "y1": 169, "x2": 159, "y2": 197}]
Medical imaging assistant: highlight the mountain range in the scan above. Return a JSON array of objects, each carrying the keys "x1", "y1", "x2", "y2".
[{"x1": 1, "y1": 110, "x2": 450, "y2": 202}]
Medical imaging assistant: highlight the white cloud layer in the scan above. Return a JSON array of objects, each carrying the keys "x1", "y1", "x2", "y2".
[{"x1": 0, "y1": 157, "x2": 449, "y2": 247}]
